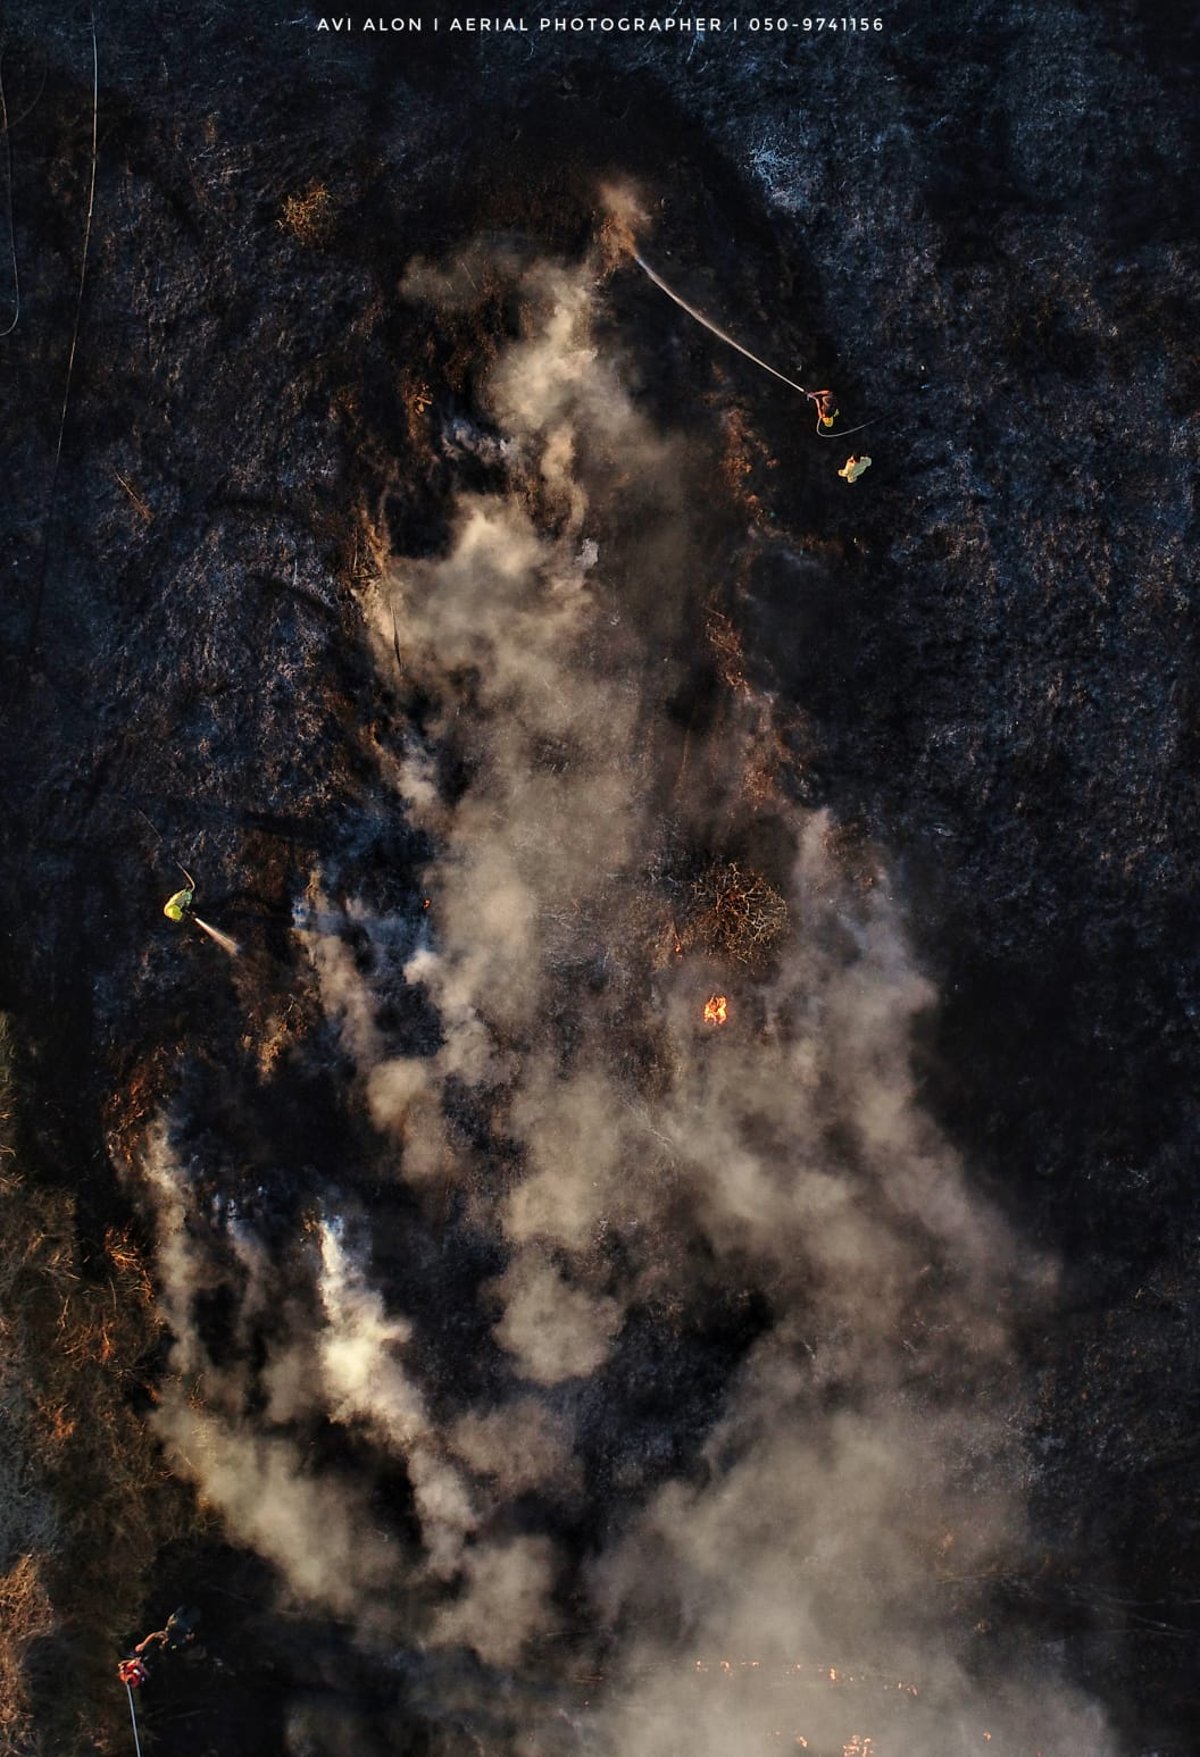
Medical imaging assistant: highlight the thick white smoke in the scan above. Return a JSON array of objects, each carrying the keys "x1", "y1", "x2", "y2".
[
  {"x1": 131, "y1": 224, "x2": 1112, "y2": 1753},
  {"x1": 316, "y1": 1218, "x2": 478, "y2": 1580},
  {"x1": 130, "y1": 1130, "x2": 404, "y2": 1622}
]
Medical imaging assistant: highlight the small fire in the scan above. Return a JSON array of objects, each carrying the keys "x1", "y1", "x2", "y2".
[{"x1": 703, "y1": 994, "x2": 729, "y2": 1026}]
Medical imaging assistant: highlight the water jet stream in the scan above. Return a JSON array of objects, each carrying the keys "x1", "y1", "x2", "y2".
[
  {"x1": 633, "y1": 250, "x2": 813, "y2": 399},
  {"x1": 632, "y1": 250, "x2": 882, "y2": 438},
  {"x1": 192, "y1": 915, "x2": 240, "y2": 957}
]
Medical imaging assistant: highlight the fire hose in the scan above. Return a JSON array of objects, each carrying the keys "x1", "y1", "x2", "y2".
[
  {"x1": 124, "y1": 1681, "x2": 143, "y2": 1757},
  {"x1": 632, "y1": 249, "x2": 882, "y2": 438}
]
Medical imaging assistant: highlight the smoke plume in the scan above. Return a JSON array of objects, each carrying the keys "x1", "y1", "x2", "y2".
[{"x1": 128, "y1": 221, "x2": 1112, "y2": 1754}]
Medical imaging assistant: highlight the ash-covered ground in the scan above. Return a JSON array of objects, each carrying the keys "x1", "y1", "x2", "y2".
[{"x1": 0, "y1": 2, "x2": 1197, "y2": 1753}]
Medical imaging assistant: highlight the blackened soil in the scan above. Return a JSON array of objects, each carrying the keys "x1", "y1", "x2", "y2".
[{"x1": 1, "y1": 1, "x2": 1197, "y2": 1751}]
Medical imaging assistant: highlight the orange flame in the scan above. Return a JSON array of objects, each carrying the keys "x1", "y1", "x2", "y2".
[{"x1": 703, "y1": 995, "x2": 729, "y2": 1026}]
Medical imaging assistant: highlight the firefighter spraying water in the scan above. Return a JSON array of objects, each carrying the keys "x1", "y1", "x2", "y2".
[
  {"x1": 161, "y1": 863, "x2": 240, "y2": 957},
  {"x1": 630, "y1": 248, "x2": 882, "y2": 444}
]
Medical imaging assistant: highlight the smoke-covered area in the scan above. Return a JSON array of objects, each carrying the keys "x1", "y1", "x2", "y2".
[
  {"x1": 1, "y1": 2, "x2": 1196, "y2": 1752},
  {"x1": 97, "y1": 236, "x2": 1113, "y2": 1754}
]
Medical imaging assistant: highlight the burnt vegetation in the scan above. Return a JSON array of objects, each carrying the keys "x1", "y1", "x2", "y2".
[
  {"x1": 0, "y1": 1020, "x2": 191, "y2": 1755},
  {"x1": 0, "y1": 2, "x2": 1197, "y2": 1754}
]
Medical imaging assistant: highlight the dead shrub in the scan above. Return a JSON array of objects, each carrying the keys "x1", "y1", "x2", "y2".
[
  {"x1": 682, "y1": 860, "x2": 790, "y2": 966},
  {"x1": 279, "y1": 180, "x2": 335, "y2": 246}
]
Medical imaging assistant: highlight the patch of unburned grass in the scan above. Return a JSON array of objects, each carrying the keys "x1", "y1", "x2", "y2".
[{"x1": 0, "y1": 1018, "x2": 192, "y2": 1754}]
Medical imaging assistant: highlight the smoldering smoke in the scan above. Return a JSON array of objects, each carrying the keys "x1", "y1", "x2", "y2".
[{"x1": 123, "y1": 216, "x2": 1114, "y2": 1754}]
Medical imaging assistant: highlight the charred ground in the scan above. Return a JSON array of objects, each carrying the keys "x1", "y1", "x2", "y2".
[{"x1": 0, "y1": 1, "x2": 1198, "y2": 1752}]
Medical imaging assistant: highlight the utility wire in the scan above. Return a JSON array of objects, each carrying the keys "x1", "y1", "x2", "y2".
[
  {"x1": 27, "y1": 8, "x2": 98, "y2": 651},
  {"x1": 0, "y1": 47, "x2": 19, "y2": 336}
]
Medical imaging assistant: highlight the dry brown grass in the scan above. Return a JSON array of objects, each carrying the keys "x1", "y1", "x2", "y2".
[
  {"x1": 113, "y1": 471, "x2": 152, "y2": 523},
  {"x1": 0, "y1": 1019, "x2": 189, "y2": 1754},
  {"x1": 720, "y1": 403, "x2": 776, "y2": 526},
  {"x1": 681, "y1": 860, "x2": 790, "y2": 967},
  {"x1": 0, "y1": 1557, "x2": 54, "y2": 1755},
  {"x1": 399, "y1": 369, "x2": 436, "y2": 444},
  {"x1": 705, "y1": 608, "x2": 748, "y2": 693},
  {"x1": 278, "y1": 180, "x2": 335, "y2": 246}
]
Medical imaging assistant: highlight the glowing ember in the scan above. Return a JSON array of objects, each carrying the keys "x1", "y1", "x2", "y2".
[{"x1": 704, "y1": 994, "x2": 729, "y2": 1026}]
